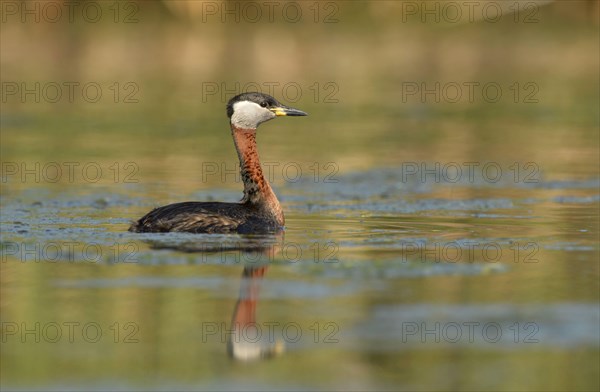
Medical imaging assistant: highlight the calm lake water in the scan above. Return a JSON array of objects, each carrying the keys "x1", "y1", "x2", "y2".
[{"x1": 1, "y1": 2, "x2": 599, "y2": 391}]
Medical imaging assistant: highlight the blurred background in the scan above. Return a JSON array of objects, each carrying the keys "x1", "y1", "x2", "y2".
[
  {"x1": 1, "y1": 1, "x2": 599, "y2": 391},
  {"x1": 2, "y1": 0, "x2": 598, "y2": 184}
]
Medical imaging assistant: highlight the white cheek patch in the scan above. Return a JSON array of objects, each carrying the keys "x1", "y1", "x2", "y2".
[{"x1": 231, "y1": 101, "x2": 275, "y2": 129}]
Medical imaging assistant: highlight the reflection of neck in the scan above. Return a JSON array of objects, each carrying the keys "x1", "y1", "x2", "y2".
[
  {"x1": 231, "y1": 266, "x2": 267, "y2": 327},
  {"x1": 228, "y1": 266, "x2": 277, "y2": 361},
  {"x1": 231, "y1": 124, "x2": 283, "y2": 224}
]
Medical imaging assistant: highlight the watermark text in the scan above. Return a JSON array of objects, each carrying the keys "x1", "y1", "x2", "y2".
[
  {"x1": 1, "y1": 1, "x2": 139, "y2": 24},
  {"x1": 202, "y1": 321, "x2": 339, "y2": 344},
  {"x1": 1, "y1": 242, "x2": 138, "y2": 264},
  {"x1": 202, "y1": 81, "x2": 339, "y2": 103},
  {"x1": 1, "y1": 82, "x2": 140, "y2": 104},
  {"x1": 400, "y1": 162, "x2": 540, "y2": 184},
  {"x1": 1, "y1": 162, "x2": 140, "y2": 184},
  {"x1": 401, "y1": 82, "x2": 539, "y2": 104},
  {"x1": 400, "y1": 1, "x2": 540, "y2": 24},
  {"x1": 1, "y1": 321, "x2": 139, "y2": 343}
]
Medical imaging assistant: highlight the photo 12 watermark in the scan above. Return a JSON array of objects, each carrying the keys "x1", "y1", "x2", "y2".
[
  {"x1": 202, "y1": 321, "x2": 340, "y2": 344},
  {"x1": 1, "y1": 241, "x2": 139, "y2": 264},
  {"x1": 1, "y1": 82, "x2": 140, "y2": 104},
  {"x1": 192, "y1": 1, "x2": 340, "y2": 24},
  {"x1": 1, "y1": 161, "x2": 140, "y2": 184},
  {"x1": 400, "y1": 321, "x2": 540, "y2": 344},
  {"x1": 1, "y1": 1, "x2": 140, "y2": 24},
  {"x1": 401, "y1": 81, "x2": 539, "y2": 104},
  {"x1": 1, "y1": 321, "x2": 140, "y2": 343},
  {"x1": 400, "y1": 1, "x2": 541, "y2": 24},
  {"x1": 201, "y1": 81, "x2": 339, "y2": 103},
  {"x1": 400, "y1": 241, "x2": 539, "y2": 264},
  {"x1": 200, "y1": 161, "x2": 339, "y2": 184},
  {"x1": 195, "y1": 240, "x2": 340, "y2": 265},
  {"x1": 400, "y1": 162, "x2": 540, "y2": 184}
]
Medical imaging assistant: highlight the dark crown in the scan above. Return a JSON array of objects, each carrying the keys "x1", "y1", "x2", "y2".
[{"x1": 226, "y1": 92, "x2": 280, "y2": 118}]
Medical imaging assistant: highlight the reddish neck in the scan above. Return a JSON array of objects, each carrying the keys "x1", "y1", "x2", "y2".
[
  {"x1": 231, "y1": 266, "x2": 268, "y2": 327},
  {"x1": 231, "y1": 125, "x2": 283, "y2": 223}
]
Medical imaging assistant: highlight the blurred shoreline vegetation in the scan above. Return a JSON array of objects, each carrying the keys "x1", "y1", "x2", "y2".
[
  {"x1": 2, "y1": 1, "x2": 598, "y2": 87},
  {"x1": 1, "y1": 0, "x2": 598, "y2": 180}
]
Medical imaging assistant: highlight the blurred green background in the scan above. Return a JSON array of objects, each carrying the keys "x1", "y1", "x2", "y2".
[{"x1": 2, "y1": 0, "x2": 598, "y2": 185}]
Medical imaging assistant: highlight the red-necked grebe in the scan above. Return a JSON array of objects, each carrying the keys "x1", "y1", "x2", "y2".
[{"x1": 129, "y1": 92, "x2": 307, "y2": 234}]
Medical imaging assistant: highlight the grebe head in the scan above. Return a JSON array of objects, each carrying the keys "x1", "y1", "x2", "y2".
[{"x1": 227, "y1": 92, "x2": 307, "y2": 129}]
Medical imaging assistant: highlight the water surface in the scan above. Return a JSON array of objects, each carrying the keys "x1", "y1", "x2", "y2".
[{"x1": 1, "y1": 2, "x2": 599, "y2": 391}]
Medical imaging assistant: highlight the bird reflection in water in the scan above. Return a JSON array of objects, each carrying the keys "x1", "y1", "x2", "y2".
[
  {"x1": 227, "y1": 264, "x2": 285, "y2": 361},
  {"x1": 144, "y1": 233, "x2": 285, "y2": 361}
]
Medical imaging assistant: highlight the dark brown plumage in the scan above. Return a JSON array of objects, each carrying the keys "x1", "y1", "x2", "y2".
[{"x1": 129, "y1": 201, "x2": 281, "y2": 234}]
